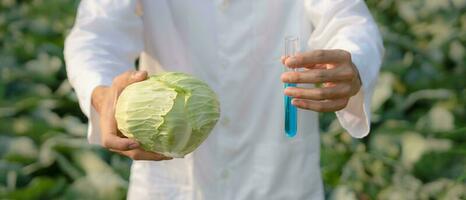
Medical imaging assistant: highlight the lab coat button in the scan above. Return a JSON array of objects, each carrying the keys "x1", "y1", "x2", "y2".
[
  {"x1": 221, "y1": 117, "x2": 230, "y2": 126},
  {"x1": 220, "y1": 59, "x2": 228, "y2": 68},
  {"x1": 221, "y1": 169, "x2": 230, "y2": 180},
  {"x1": 218, "y1": 0, "x2": 229, "y2": 11}
]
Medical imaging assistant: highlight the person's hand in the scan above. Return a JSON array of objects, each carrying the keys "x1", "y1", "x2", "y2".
[
  {"x1": 92, "y1": 70, "x2": 172, "y2": 161},
  {"x1": 281, "y1": 49, "x2": 362, "y2": 112}
]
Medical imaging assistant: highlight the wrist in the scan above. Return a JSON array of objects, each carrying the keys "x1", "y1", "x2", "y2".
[{"x1": 91, "y1": 86, "x2": 109, "y2": 113}]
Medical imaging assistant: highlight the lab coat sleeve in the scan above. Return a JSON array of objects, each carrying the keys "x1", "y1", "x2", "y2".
[
  {"x1": 64, "y1": 0, "x2": 143, "y2": 144},
  {"x1": 304, "y1": 0, "x2": 384, "y2": 138}
]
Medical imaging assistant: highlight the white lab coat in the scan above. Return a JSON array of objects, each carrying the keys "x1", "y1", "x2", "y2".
[{"x1": 64, "y1": 0, "x2": 383, "y2": 199}]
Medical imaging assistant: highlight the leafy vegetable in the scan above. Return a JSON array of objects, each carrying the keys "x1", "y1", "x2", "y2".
[{"x1": 115, "y1": 72, "x2": 220, "y2": 158}]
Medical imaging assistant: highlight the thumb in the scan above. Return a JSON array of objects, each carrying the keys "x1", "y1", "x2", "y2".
[
  {"x1": 130, "y1": 70, "x2": 148, "y2": 83},
  {"x1": 113, "y1": 70, "x2": 148, "y2": 94}
]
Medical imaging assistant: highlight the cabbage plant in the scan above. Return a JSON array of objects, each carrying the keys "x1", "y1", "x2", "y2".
[{"x1": 115, "y1": 72, "x2": 220, "y2": 158}]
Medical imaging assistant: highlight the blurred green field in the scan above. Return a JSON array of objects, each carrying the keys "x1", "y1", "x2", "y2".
[{"x1": 1, "y1": 0, "x2": 465, "y2": 199}]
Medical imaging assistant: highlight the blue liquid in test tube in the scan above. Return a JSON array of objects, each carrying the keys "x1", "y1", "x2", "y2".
[
  {"x1": 284, "y1": 36, "x2": 299, "y2": 138},
  {"x1": 284, "y1": 83, "x2": 297, "y2": 137}
]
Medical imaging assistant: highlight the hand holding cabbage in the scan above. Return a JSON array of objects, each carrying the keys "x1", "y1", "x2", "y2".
[
  {"x1": 92, "y1": 71, "x2": 220, "y2": 160},
  {"x1": 92, "y1": 71, "x2": 171, "y2": 160}
]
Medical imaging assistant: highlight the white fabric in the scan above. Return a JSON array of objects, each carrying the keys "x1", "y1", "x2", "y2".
[{"x1": 64, "y1": 0, "x2": 383, "y2": 199}]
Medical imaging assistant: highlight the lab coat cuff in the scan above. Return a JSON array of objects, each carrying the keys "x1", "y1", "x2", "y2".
[
  {"x1": 71, "y1": 69, "x2": 112, "y2": 145},
  {"x1": 335, "y1": 88, "x2": 370, "y2": 138},
  {"x1": 335, "y1": 52, "x2": 375, "y2": 138},
  {"x1": 87, "y1": 105, "x2": 102, "y2": 145}
]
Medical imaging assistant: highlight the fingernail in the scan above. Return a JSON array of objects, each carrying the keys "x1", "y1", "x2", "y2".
[
  {"x1": 287, "y1": 56, "x2": 297, "y2": 65},
  {"x1": 284, "y1": 88, "x2": 291, "y2": 96},
  {"x1": 128, "y1": 142, "x2": 139, "y2": 149},
  {"x1": 281, "y1": 74, "x2": 289, "y2": 82},
  {"x1": 132, "y1": 71, "x2": 145, "y2": 79}
]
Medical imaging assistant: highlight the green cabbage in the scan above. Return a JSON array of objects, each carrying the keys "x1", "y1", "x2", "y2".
[{"x1": 115, "y1": 72, "x2": 220, "y2": 158}]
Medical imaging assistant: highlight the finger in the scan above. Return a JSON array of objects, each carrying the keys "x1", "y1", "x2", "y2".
[
  {"x1": 281, "y1": 56, "x2": 289, "y2": 65},
  {"x1": 292, "y1": 98, "x2": 349, "y2": 112},
  {"x1": 112, "y1": 149, "x2": 173, "y2": 161},
  {"x1": 284, "y1": 84, "x2": 352, "y2": 100},
  {"x1": 102, "y1": 133, "x2": 140, "y2": 151},
  {"x1": 112, "y1": 70, "x2": 148, "y2": 94},
  {"x1": 285, "y1": 49, "x2": 351, "y2": 68},
  {"x1": 281, "y1": 66, "x2": 355, "y2": 83}
]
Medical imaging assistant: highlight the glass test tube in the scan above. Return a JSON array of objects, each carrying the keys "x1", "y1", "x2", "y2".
[{"x1": 284, "y1": 36, "x2": 299, "y2": 138}]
